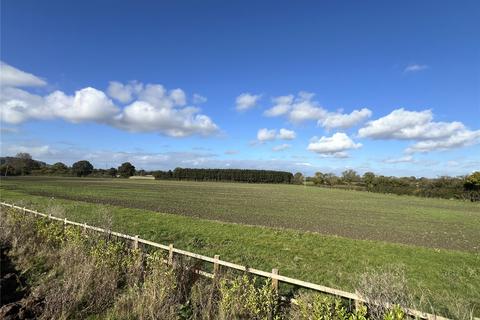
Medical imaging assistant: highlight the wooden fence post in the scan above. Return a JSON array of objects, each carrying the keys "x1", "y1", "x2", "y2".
[
  {"x1": 63, "y1": 218, "x2": 67, "y2": 230},
  {"x1": 272, "y1": 268, "x2": 279, "y2": 292},
  {"x1": 354, "y1": 290, "x2": 361, "y2": 312},
  {"x1": 133, "y1": 235, "x2": 139, "y2": 250},
  {"x1": 23, "y1": 207, "x2": 26, "y2": 214},
  {"x1": 168, "y1": 244, "x2": 174, "y2": 265},
  {"x1": 213, "y1": 255, "x2": 220, "y2": 277},
  {"x1": 83, "y1": 222, "x2": 87, "y2": 233}
]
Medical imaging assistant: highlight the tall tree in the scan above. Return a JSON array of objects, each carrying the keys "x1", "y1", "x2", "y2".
[
  {"x1": 72, "y1": 160, "x2": 94, "y2": 177},
  {"x1": 342, "y1": 169, "x2": 360, "y2": 184},
  {"x1": 118, "y1": 162, "x2": 136, "y2": 178},
  {"x1": 16, "y1": 152, "x2": 32, "y2": 160},
  {"x1": 324, "y1": 173, "x2": 340, "y2": 186},
  {"x1": 464, "y1": 171, "x2": 480, "y2": 191},
  {"x1": 51, "y1": 162, "x2": 69, "y2": 174},
  {"x1": 313, "y1": 172, "x2": 326, "y2": 185},
  {"x1": 293, "y1": 172, "x2": 305, "y2": 185},
  {"x1": 12, "y1": 152, "x2": 39, "y2": 175},
  {"x1": 362, "y1": 172, "x2": 376, "y2": 190}
]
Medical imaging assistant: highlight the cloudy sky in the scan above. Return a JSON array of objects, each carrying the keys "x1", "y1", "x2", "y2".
[{"x1": 1, "y1": 0, "x2": 479, "y2": 177}]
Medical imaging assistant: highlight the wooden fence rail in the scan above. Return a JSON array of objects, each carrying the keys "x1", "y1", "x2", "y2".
[{"x1": 0, "y1": 201, "x2": 454, "y2": 320}]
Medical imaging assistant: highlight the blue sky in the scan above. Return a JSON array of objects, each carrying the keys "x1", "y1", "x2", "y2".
[{"x1": 1, "y1": 0, "x2": 479, "y2": 177}]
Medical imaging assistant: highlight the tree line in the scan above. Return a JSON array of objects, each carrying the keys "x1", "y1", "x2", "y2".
[
  {"x1": 310, "y1": 169, "x2": 480, "y2": 201},
  {"x1": 0, "y1": 154, "x2": 136, "y2": 178},
  {"x1": 1, "y1": 153, "x2": 478, "y2": 200},
  {"x1": 153, "y1": 168, "x2": 294, "y2": 183},
  {"x1": 0, "y1": 154, "x2": 294, "y2": 183}
]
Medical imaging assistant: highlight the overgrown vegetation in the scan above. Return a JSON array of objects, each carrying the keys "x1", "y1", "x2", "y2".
[{"x1": 2, "y1": 207, "x2": 457, "y2": 319}]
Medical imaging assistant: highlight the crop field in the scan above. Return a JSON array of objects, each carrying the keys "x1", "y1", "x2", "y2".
[
  {"x1": 1, "y1": 176, "x2": 479, "y2": 252},
  {"x1": 1, "y1": 176, "x2": 479, "y2": 316}
]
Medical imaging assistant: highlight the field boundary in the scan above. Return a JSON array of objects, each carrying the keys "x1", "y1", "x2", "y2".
[{"x1": 0, "y1": 201, "x2": 454, "y2": 320}]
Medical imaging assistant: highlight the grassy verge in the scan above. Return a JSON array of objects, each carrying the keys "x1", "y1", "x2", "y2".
[{"x1": 1, "y1": 188, "x2": 479, "y2": 317}]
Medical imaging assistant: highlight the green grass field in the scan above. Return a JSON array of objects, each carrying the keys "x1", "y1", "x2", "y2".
[
  {"x1": 1, "y1": 176, "x2": 479, "y2": 251},
  {"x1": 1, "y1": 176, "x2": 479, "y2": 317}
]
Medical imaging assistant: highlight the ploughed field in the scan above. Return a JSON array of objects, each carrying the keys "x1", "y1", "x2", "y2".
[
  {"x1": 1, "y1": 176, "x2": 479, "y2": 252},
  {"x1": 1, "y1": 176, "x2": 479, "y2": 316}
]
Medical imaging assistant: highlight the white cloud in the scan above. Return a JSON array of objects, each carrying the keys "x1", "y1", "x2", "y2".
[
  {"x1": 383, "y1": 155, "x2": 415, "y2": 163},
  {"x1": 294, "y1": 162, "x2": 313, "y2": 167},
  {"x1": 406, "y1": 130, "x2": 480, "y2": 153},
  {"x1": 107, "y1": 81, "x2": 143, "y2": 103},
  {"x1": 272, "y1": 144, "x2": 291, "y2": 152},
  {"x1": 170, "y1": 88, "x2": 187, "y2": 106},
  {"x1": 116, "y1": 102, "x2": 218, "y2": 137},
  {"x1": 46, "y1": 87, "x2": 119, "y2": 123},
  {"x1": 265, "y1": 91, "x2": 370, "y2": 129},
  {"x1": 0, "y1": 61, "x2": 46, "y2": 87},
  {"x1": 0, "y1": 63, "x2": 219, "y2": 137},
  {"x1": 5, "y1": 144, "x2": 55, "y2": 158},
  {"x1": 256, "y1": 128, "x2": 296, "y2": 142},
  {"x1": 193, "y1": 94, "x2": 207, "y2": 104},
  {"x1": 319, "y1": 108, "x2": 372, "y2": 130},
  {"x1": 404, "y1": 64, "x2": 429, "y2": 73},
  {"x1": 359, "y1": 109, "x2": 433, "y2": 139},
  {"x1": 264, "y1": 91, "x2": 327, "y2": 123},
  {"x1": 307, "y1": 132, "x2": 362, "y2": 157},
  {"x1": 257, "y1": 128, "x2": 277, "y2": 142},
  {"x1": 0, "y1": 86, "x2": 119, "y2": 124},
  {"x1": 277, "y1": 128, "x2": 296, "y2": 140},
  {"x1": 136, "y1": 84, "x2": 187, "y2": 107},
  {"x1": 359, "y1": 108, "x2": 480, "y2": 153},
  {"x1": 264, "y1": 95, "x2": 294, "y2": 117},
  {"x1": 264, "y1": 91, "x2": 328, "y2": 123},
  {"x1": 235, "y1": 93, "x2": 261, "y2": 111},
  {"x1": 289, "y1": 100, "x2": 327, "y2": 123},
  {"x1": 0, "y1": 87, "x2": 50, "y2": 123}
]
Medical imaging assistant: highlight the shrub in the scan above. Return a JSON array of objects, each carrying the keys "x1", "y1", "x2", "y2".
[
  {"x1": 218, "y1": 275, "x2": 280, "y2": 320},
  {"x1": 289, "y1": 291, "x2": 368, "y2": 320}
]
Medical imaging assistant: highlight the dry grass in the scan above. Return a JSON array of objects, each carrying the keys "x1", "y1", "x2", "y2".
[
  {"x1": 356, "y1": 266, "x2": 411, "y2": 320},
  {"x1": 356, "y1": 265, "x2": 477, "y2": 320}
]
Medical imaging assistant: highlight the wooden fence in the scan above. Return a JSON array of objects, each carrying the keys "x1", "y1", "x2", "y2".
[{"x1": 0, "y1": 201, "x2": 455, "y2": 320}]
